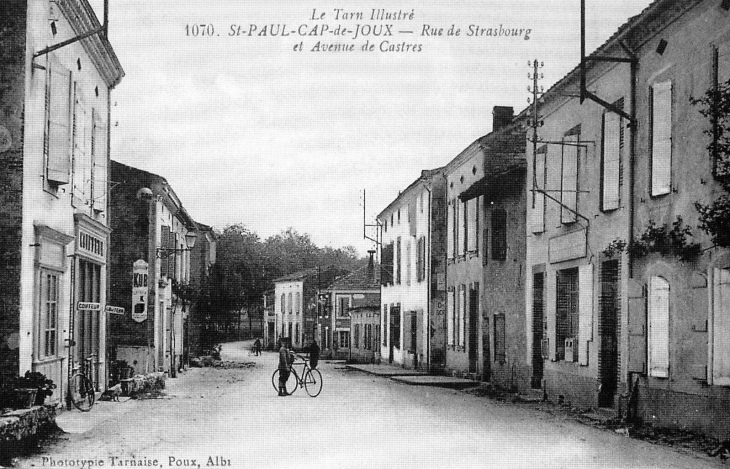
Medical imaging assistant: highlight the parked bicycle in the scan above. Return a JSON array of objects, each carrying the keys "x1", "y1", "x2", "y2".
[
  {"x1": 271, "y1": 355, "x2": 322, "y2": 397},
  {"x1": 69, "y1": 355, "x2": 96, "y2": 411}
]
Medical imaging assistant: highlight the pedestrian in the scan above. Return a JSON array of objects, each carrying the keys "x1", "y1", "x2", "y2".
[
  {"x1": 278, "y1": 339, "x2": 294, "y2": 396},
  {"x1": 308, "y1": 339, "x2": 320, "y2": 370},
  {"x1": 254, "y1": 338, "x2": 261, "y2": 356}
]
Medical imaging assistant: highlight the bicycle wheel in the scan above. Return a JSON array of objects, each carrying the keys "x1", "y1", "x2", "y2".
[
  {"x1": 70, "y1": 374, "x2": 95, "y2": 411},
  {"x1": 304, "y1": 369, "x2": 322, "y2": 397},
  {"x1": 271, "y1": 369, "x2": 299, "y2": 395}
]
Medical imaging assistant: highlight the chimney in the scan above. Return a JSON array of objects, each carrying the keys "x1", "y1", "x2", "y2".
[{"x1": 492, "y1": 106, "x2": 514, "y2": 131}]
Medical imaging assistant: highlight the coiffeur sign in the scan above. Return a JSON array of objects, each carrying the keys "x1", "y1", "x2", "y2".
[{"x1": 132, "y1": 259, "x2": 148, "y2": 323}]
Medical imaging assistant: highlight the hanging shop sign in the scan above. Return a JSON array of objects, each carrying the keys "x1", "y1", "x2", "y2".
[
  {"x1": 77, "y1": 302, "x2": 100, "y2": 310},
  {"x1": 106, "y1": 306, "x2": 125, "y2": 315},
  {"x1": 132, "y1": 259, "x2": 149, "y2": 323}
]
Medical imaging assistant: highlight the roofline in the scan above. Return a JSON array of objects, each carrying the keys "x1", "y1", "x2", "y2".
[{"x1": 377, "y1": 167, "x2": 445, "y2": 219}]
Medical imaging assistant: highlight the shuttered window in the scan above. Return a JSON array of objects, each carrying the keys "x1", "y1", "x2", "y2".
[
  {"x1": 447, "y1": 202, "x2": 454, "y2": 259},
  {"x1": 405, "y1": 241, "x2": 411, "y2": 286},
  {"x1": 458, "y1": 285, "x2": 466, "y2": 347},
  {"x1": 561, "y1": 132, "x2": 579, "y2": 223},
  {"x1": 531, "y1": 146, "x2": 546, "y2": 233},
  {"x1": 712, "y1": 268, "x2": 730, "y2": 386},
  {"x1": 556, "y1": 268, "x2": 579, "y2": 362},
  {"x1": 651, "y1": 81, "x2": 672, "y2": 196},
  {"x1": 578, "y1": 264, "x2": 594, "y2": 365},
  {"x1": 396, "y1": 237, "x2": 401, "y2": 285},
  {"x1": 491, "y1": 208, "x2": 507, "y2": 261},
  {"x1": 648, "y1": 276, "x2": 670, "y2": 378},
  {"x1": 92, "y1": 109, "x2": 107, "y2": 212},
  {"x1": 160, "y1": 226, "x2": 170, "y2": 277},
  {"x1": 72, "y1": 84, "x2": 90, "y2": 203},
  {"x1": 45, "y1": 54, "x2": 72, "y2": 186},
  {"x1": 280, "y1": 294, "x2": 285, "y2": 314},
  {"x1": 447, "y1": 289, "x2": 455, "y2": 346},
  {"x1": 456, "y1": 200, "x2": 465, "y2": 255},
  {"x1": 295, "y1": 292, "x2": 300, "y2": 315},
  {"x1": 380, "y1": 242, "x2": 394, "y2": 286},
  {"x1": 39, "y1": 270, "x2": 60, "y2": 358},
  {"x1": 416, "y1": 236, "x2": 426, "y2": 282},
  {"x1": 467, "y1": 198, "x2": 478, "y2": 252},
  {"x1": 602, "y1": 108, "x2": 622, "y2": 211}
]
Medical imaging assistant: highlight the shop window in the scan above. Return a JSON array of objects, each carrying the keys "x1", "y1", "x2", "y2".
[{"x1": 556, "y1": 268, "x2": 579, "y2": 362}]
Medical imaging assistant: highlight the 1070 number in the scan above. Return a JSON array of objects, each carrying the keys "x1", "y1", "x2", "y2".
[{"x1": 186, "y1": 24, "x2": 215, "y2": 36}]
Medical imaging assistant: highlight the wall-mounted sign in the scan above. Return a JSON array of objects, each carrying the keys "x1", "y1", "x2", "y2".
[
  {"x1": 106, "y1": 306, "x2": 125, "y2": 315},
  {"x1": 353, "y1": 294, "x2": 365, "y2": 300},
  {"x1": 132, "y1": 259, "x2": 148, "y2": 323},
  {"x1": 77, "y1": 302, "x2": 100, "y2": 310},
  {"x1": 549, "y1": 229, "x2": 587, "y2": 264}
]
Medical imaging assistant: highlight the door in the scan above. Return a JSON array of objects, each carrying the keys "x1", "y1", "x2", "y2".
[
  {"x1": 410, "y1": 311, "x2": 418, "y2": 369},
  {"x1": 468, "y1": 287, "x2": 479, "y2": 373},
  {"x1": 482, "y1": 317, "x2": 490, "y2": 382},
  {"x1": 532, "y1": 272, "x2": 545, "y2": 389},
  {"x1": 599, "y1": 260, "x2": 620, "y2": 407}
]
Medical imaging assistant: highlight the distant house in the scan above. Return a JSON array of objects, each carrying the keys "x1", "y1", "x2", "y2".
[
  {"x1": 317, "y1": 255, "x2": 380, "y2": 360},
  {"x1": 349, "y1": 305, "x2": 381, "y2": 363},
  {"x1": 273, "y1": 266, "x2": 347, "y2": 350},
  {"x1": 378, "y1": 168, "x2": 447, "y2": 371}
]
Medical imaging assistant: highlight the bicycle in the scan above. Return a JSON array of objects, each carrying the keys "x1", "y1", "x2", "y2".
[
  {"x1": 69, "y1": 355, "x2": 96, "y2": 411},
  {"x1": 271, "y1": 355, "x2": 322, "y2": 397}
]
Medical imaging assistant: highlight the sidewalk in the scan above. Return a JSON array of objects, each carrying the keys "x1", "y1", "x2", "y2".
[
  {"x1": 345, "y1": 363, "x2": 425, "y2": 377},
  {"x1": 346, "y1": 363, "x2": 479, "y2": 389}
]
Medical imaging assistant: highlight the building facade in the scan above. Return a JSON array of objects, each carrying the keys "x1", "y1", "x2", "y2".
[
  {"x1": 378, "y1": 168, "x2": 447, "y2": 371},
  {"x1": 525, "y1": 0, "x2": 730, "y2": 438},
  {"x1": 187, "y1": 222, "x2": 216, "y2": 358},
  {"x1": 108, "y1": 161, "x2": 198, "y2": 378},
  {"x1": 457, "y1": 111, "x2": 528, "y2": 388},
  {"x1": 349, "y1": 305, "x2": 381, "y2": 363},
  {"x1": 0, "y1": 0, "x2": 123, "y2": 403}
]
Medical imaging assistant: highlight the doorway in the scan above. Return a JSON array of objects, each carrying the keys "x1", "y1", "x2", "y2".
[
  {"x1": 532, "y1": 272, "x2": 545, "y2": 389},
  {"x1": 599, "y1": 260, "x2": 620, "y2": 407},
  {"x1": 468, "y1": 286, "x2": 479, "y2": 374}
]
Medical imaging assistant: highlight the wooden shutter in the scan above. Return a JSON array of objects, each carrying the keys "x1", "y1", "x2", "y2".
[
  {"x1": 532, "y1": 146, "x2": 546, "y2": 233},
  {"x1": 578, "y1": 264, "x2": 594, "y2": 365},
  {"x1": 561, "y1": 134, "x2": 579, "y2": 223},
  {"x1": 467, "y1": 198, "x2": 477, "y2": 252},
  {"x1": 447, "y1": 202, "x2": 454, "y2": 259},
  {"x1": 602, "y1": 111, "x2": 621, "y2": 210},
  {"x1": 380, "y1": 242, "x2": 394, "y2": 286},
  {"x1": 396, "y1": 237, "x2": 401, "y2": 285},
  {"x1": 456, "y1": 201, "x2": 464, "y2": 255},
  {"x1": 712, "y1": 268, "x2": 730, "y2": 385},
  {"x1": 648, "y1": 276, "x2": 670, "y2": 378},
  {"x1": 46, "y1": 55, "x2": 72, "y2": 185},
  {"x1": 160, "y1": 226, "x2": 170, "y2": 277},
  {"x1": 546, "y1": 271, "x2": 557, "y2": 361},
  {"x1": 447, "y1": 289, "x2": 455, "y2": 346},
  {"x1": 92, "y1": 110, "x2": 107, "y2": 211},
  {"x1": 627, "y1": 281, "x2": 647, "y2": 373},
  {"x1": 651, "y1": 81, "x2": 672, "y2": 196},
  {"x1": 459, "y1": 285, "x2": 466, "y2": 347}
]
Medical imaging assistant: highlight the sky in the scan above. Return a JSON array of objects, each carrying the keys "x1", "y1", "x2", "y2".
[{"x1": 88, "y1": 0, "x2": 654, "y2": 255}]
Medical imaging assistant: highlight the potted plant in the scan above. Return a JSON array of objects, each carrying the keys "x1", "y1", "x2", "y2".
[{"x1": 20, "y1": 371, "x2": 56, "y2": 406}]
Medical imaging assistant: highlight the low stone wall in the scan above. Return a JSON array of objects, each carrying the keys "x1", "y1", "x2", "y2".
[
  {"x1": 123, "y1": 372, "x2": 166, "y2": 396},
  {"x1": 0, "y1": 405, "x2": 57, "y2": 461}
]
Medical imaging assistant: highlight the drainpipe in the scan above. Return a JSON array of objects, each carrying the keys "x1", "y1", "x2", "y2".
[
  {"x1": 622, "y1": 40, "x2": 638, "y2": 280},
  {"x1": 424, "y1": 183, "x2": 432, "y2": 373}
]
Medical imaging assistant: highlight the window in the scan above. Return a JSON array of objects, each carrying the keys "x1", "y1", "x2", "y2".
[
  {"x1": 447, "y1": 289, "x2": 455, "y2": 346},
  {"x1": 561, "y1": 128, "x2": 580, "y2": 223},
  {"x1": 295, "y1": 292, "x2": 300, "y2": 315},
  {"x1": 491, "y1": 208, "x2": 507, "y2": 261},
  {"x1": 39, "y1": 270, "x2": 60, "y2": 358},
  {"x1": 458, "y1": 285, "x2": 466, "y2": 347},
  {"x1": 391, "y1": 304, "x2": 401, "y2": 349},
  {"x1": 531, "y1": 145, "x2": 547, "y2": 233},
  {"x1": 91, "y1": 109, "x2": 107, "y2": 212},
  {"x1": 375, "y1": 325, "x2": 381, "y2": 352},
  {"x1": 288, "y1": 323, "x2": 293, "y2": 340},
  {"x1": 416, "y1": 236, "x2": 426, "y2": 282},
  {"x1": 382, "y1": 305, "x2": 388, "y2": 345},
  {"x1": 556, "y1": 268, "x2": 579, "y2": 362},
  {"x1": 338, "y1": 331, "x2": 350, "y2": 348},
  {"x1": 463, "y1": 198, "x2": 469, "y2": 253},
  {"x1": 467, "y1": 197, "x2": 478, "y2": 252},
  {"x1": 280, "y1": 294, "x2": 285, "y2": 314},
  {"x1": 45, "y1": 54, "x2": 72, "y2": 187},
  {"x1": 338, "y1": 296, "x2": 350, "y2": 317},
  {"x1": 354, "y1": 324, "x2": 360, "y2": 349},
  {"x1": 381, "y1": 242, "x2": 394, "y2": 286},
  {"x1": 396, "y1": 237, "x2": 401, "y2": 284},
  {"x1": 602, "y1": 102, "x2": 623, "y2": 211},
  {"x1": 494, "y1": 314, "x2": 506, "y2": 364},
  {"x1": 457, "y1": 201, "x2": 466, "y2": 255},
  {"x1": 712, "y1": 268, "x2": 730, "y2": 385},
  {"x1": 405, "y1": 241, "x2": 411, "y2": 286},
  {"x1": 648, "y1": 276, "x2": 670, "y2": 377},
  {"x1": 295, "y1": 324, "x2": 300, "y2": 345},
  {"x1": 651, "y1": 81, "x2": 672, "y2": 196},
  {"x1": 288, "y1": 293, "x2": 293, "y2": 314},
  {"x1": 72, "y1": 84, "x2": 93, "y2": 205},
  {"x1": 447, "y1": 201, "x2": 454, "y2": 259}
]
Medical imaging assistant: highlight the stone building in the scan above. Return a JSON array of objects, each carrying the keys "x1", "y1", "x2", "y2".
[
  {"x1": 187, "y1": 222, "x2": 216, "y2": 358},
  {"x1": 108, "y1": 161, "x2": 198, "y2": 378},
  {"x1": 525, "y1": 0, "x2": 730, "y2": 437},
  {"x1": 457, "y1": 110, "x2": 528, "y2": 388},
  {"x1": 378, "y1": 168, "x2": 447, "y2": 371},
  {"x1": 0, "y1": 0, "x2": 123, "y2": 403}
]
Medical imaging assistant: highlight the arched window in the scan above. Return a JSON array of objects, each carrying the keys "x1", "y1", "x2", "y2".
[{"x1": 288, "y1": 292, "x2": 293, "y2": 314}]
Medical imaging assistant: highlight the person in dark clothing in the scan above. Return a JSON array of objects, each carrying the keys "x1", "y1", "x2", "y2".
[
  {"x1": 253, "y1": 338, "x2": 261, "y2": 356},
  {"x1": 308, "y1": 340, "x2": 320, "y2": 370},
  {"x1": 278, "y1": 340, "x2": 294, "y2": 396}
]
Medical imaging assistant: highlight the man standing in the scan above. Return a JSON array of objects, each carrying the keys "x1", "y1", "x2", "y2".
[
  {"x1": 308, "y1": 339, "x2": 320, "y2": 370},
  {"x1": 253, "y1": 337, "x2": 261, "y2": 356},
  {"x1": 278, "y1": 339, "x2": 293, "y2": 396}
]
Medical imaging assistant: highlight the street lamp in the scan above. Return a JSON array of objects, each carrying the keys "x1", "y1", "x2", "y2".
[{"x1": 155, "y1": 230, "x2": 198, "y2": 258}]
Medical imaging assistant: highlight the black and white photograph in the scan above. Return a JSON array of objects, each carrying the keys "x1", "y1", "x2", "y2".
[{"x1": 1, "y1": 0, "x2": 730, "y2": 467}]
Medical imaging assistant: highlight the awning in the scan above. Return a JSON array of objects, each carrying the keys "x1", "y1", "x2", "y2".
[{"x1": 459, "y1": 159, "x2": 527, "y2": 202}]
